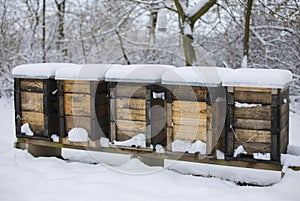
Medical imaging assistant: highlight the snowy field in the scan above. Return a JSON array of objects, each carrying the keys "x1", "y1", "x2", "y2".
[{"x1": 1, "y1": 98, "x2": 300, "y2": 201}]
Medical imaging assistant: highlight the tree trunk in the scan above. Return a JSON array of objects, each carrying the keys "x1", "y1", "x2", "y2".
[
  {"x1": 55, "y1": 0, "x2": 67, "y2": 58},
  {"x1": 42, "y1": 0, "x2": 46, "y2": 63},
  {"x1": 243, "y1": 0, "x2": 254, "y2": 68},
  {"x1": 182, "y1": 28, "x2": 196, "y2": 66}
]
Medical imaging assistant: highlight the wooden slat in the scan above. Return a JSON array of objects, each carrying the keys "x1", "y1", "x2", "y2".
[
  {"x1": 234, "y1": 106, "x2": 271, "y2": 120},
  {"x1": 116, "y1": 98, "x2": 145, "y2": 110},
  {"x1": 21, "y1": 112, "x2": 44, "y2": 134},
  {"x1": 65, "y1": 116, "x2": 91, "y2": 134},
  {"x1": 234, "y1": 87, "x2": 272, "y2": 93},
  {"x1": 173, "y1": 117, "x2": 206, "y2": 127},
  {"x1": 116, "y1": 120, "x2": 146, "y2": 133},
  {"x1": 234, "y1": 91, "x2": 272, "y2": 104},
  {"x1": 64, "y1": 94, "x2": 91, "y2": 116},
  {"x1": 173, "y1": 125, "x2": 206, "y2": 142},
  {"x1": 172, "y1": 100, "x2": 206, "y2": 114},
  {"x1": 116, "y1": 108, "x2": 146, "y2": 121},
  {"x1": 20, "y1": 79, "x2": 43, "y2": 91},
  {"x1": 234, "y1": 119, "x2": 271, "y2": 130},
  {"x1": 64, "y1": 80, "x2": 90, "y2": 93},
  {"x1": 172, "y1": 86, "x2": 206, "y2": 101},
  {"x1": 234, "y1": 142, "x2": 271, "y2": 154},
  {"x1": 21, "y1": 92, "x2": 44, "y2": 113},
  {"x1": 116, "y1": 130, "x2": 141, "y2": 141},
  {"x1": 234, "y1": 129, "x2": 271, "y2": 143},
  {"x1": 115, "y1": 84, "x2": 146, "y2": 98}
]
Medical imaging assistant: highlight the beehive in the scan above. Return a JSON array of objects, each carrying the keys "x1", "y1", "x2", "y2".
[
  {"x1": 12, "y1": 63, "x2": 78, "y2": 138},
  {"x1": 222, "y1": 68, "x2": 292, "y2": 161},
  {"x1": 162, "y1": 67, "x2": 230, "y2": 155},
  {"x1": 105, "y1": 65, "x2": 175, "y2": 147}
]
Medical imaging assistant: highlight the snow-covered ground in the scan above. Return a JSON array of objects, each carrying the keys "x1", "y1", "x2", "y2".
[{"x1": 1, "y1": 98, "x2": 300, "y2": 201}]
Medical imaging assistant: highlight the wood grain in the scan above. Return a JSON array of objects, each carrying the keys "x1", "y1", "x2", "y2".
[
  {"x1": 21, "y1": 92, "x2": 44, "y2": 113},
  {"x1": 64, "y1": 94, "x2": 91, "y2": 116},
  {"x1": 116, "y1": 98, "x2": 145, "y2": 110},
  {"x1": 21, "y1": 112, "x2": 44, "y2": 134},
  {"x1": 234, "y1": 119, "x2": 271, "y2": 130},
  {"x1": 234, "y1": 91, "x2": 272, "y2": 104},
  {"x1": 234, "y1": 106, "x2": 271, "y2": 120},
  {"x1": 234, "y1": 129, "x2": 271, "y2": 143},
  {"x1": 116, "y1": 120, "x2": 146, "y2": 133},
  {"x1": 116, "y1": 108, "x2": 146, "y2": 121},
  {"x1": 172, "y1": 86, "x2": 206, "y2": 101},
  {"x1": 65, "y1": 116, "x2": 91, "y2": 134},
  {"x1": 173, "y1": 124, "x2": 206, "y2": 142},
  {"x1": 115, "y1": 84, "x2": 146, "y2": 98},
  {"x1": 64, "y1": 80, "x2": 90, "y2": 93},
  {"x1": 20, "y1": 79, "x2": 43, "y2": 91}
]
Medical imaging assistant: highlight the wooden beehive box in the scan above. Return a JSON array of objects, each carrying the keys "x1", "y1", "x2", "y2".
[
  {"x1": 55, "y1": 64, "x2": 114, "y2": 142},
  {"x1": 162, "y1": 67, "x2": 230, "y2": 155},
  {"x1": 105, "y1": 65, "x2": 175, "y2": 147},
  {"x1": 12, "y1": 63, "x2": 78, "y2": 138},
  {"x1": 223, "y1": 69, "x2": 292, "y2": 162}
]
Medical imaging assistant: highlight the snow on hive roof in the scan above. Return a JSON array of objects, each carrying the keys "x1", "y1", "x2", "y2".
[
  {"x1": 12, "y1": 63, "x2": 79, "y2": 79},
  {"x1": 162, "y1": 67, "x2": 232, "y2": 87},
  {"x1": 105, "y1": 64, "x2": 176, "y2": 83},
  {"x1": 55, "y1": 64, "x2": 121, "y2": 81},
  {"x1": 222, "y1": 68, "x2": 293, "y2": 89}
]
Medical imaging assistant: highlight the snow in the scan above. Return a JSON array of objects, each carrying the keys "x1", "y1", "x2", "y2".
[
  {"x1": 222, "y1": 68, "x2": 293, "y2": 89},
  {"x1": 241, "y1": 55, "x2": 248, "y2": 68},
  {"x1": 155, "y1": 144, "x2": 165, "y2": 154},
  {"x1": 235, "y1": 102, "x2": 262, "y2": 108},
  {"x1": 183, "y1": 22, "x2": 192, "y2": 35},
  {"x1": 172, "y1": 139, "x2": 206, "y2": 154},
  {"x1": 216, "y1": 150, "x2": 225, "y2": 160},
  {"x1": 153, "y1": 92, "x2": 164, "y2": 99},
  {"x1": 12, "y1": 63, "x2": 79, "y2": 79},
  {"x1": 100, "y1": 137, "x2": 110, "y2": 148},
  {"x1": 253, "y1": 153, "x2": 271, "y2": 161},
  {"x1": 105, "y1": 64, "x2": 175, "y2": 83},
  {"x1": 113, "y1": 134, "x2": 146, "y2": 148},
  {"x1": 21, "y1": 123, "x2": 34, "y2": 136},
  {"x1": 186, "y1": 0, "x2": 210, "y2": 17},
  {"x1": 55, "y1": 64, "x2": 119, "y2": 81},
  {"x1": 233, "y1": 145, "x2": 247, "y2": 157},
  {"x1": 68, "y1": 128, "x2": 89, "y2": 142},
  {"x1": 287, "y1": 145, "x2": 300, "y2": 156},
  {"x1": 50, "y1": 134, "x2": 59, "y2": 143},
  {"x1": 162, "y1": 67, "x2": 231, "y2": 87},
  {"x1": 1, "y1": 98, "x2": 300, "y2": 200}
]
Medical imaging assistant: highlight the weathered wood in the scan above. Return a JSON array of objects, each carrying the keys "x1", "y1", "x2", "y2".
[
  {"x1": 116, "y1": 129, "x2": 142, "y2": 141},
  {"x1": 116, "y1": 120, "x2": 146, "y2": 133},
  {"x1": 172, "y1": 100, "x2": 206, "y2": 114},
  {"x1": 64, "y1": 80, "x2": 90, "y2": 93},
  {"x1": 173, "y1": 125, "x2": 206, "y2": 142},
  {"x1": 234, "y1": 87, "x2": 272, "y2": 93},
  {"x1": 14, "y1": 78, "x2": 22, "y2": 135},
  {"x1": 21, "y1": 112, "x2": 44, "y2": 134},
  {"x1": 234, "y1": 106, "x2": 271, "y2": 120},
  {"x1": 116, "y1": 98, "x2": 146, "y2": 110},
  {"x1": 226, "y1": 92, "x2": 234, "y2": 156},
  {"x1": 96, "y1": 104, "x2": 109, "y2": 118},
  {"x1": 271, "y1": 92, "x2": 280, "y2": 161},
  {"x1": 234, "y1": 129, "x2": 271, "y2": 143},
  {"x1": 234, "y1": 142, "x2": 272, "y2": 154},
  {"x1": 20, "y1": 79, "x2": 43, "y2": 92},
  {"x1": 173, "y1": 117, "x2": 206, "y2": 127},
  {"x1": 65, "y1": 116, "x2": 91, "y2": 134},
  {"x1": 116, "y1": 108, "x2": 146, "y2": 121},
  {"x1": 115, "y1": 84, "x2": 146, "y2": 98},
  {"x1": 234, "y1": 91, "x2": 271, "y2": 104},
  {"x1": 234, "y1": 119, "x2": 271, "y2": 130},
  {"x1": 64, "y1": 94, "x2": 91, "y2": 116},
  {"x1": 20, "y1": 92, "x2": 44, "y2": 112},
  {"x1": 172, "y1": 86, "x2": 206, "y2": 101},
  {"x1": 110, "y1": 122, "x2": 116, "y2": 142}
]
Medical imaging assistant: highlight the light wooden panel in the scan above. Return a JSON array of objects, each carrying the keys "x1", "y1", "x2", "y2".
[
  {"x1": 116, "y1": 120, "x2": 146, "y2": 133},
  {"x1": 20, "y1": 79, "x2": 43, "y2": 91},
  {"x1": 116, "y1": 108, "x2": 146, "y2": 121},
  {"x1": 234, "y1": 106, "x2": 271, "y2": 120},
  {"x1": 21, "y1": 112, "x2": 44, "y2": 134},
  {"x1": 115, "y1": 84, "x2": 146, "y2": 98},
  {"x1": 172, "y1": 100, "x2": 206, "y2": 114},
  {"x1": 116, "y1": 98, "x2": 145, "y2": 110},
  {"x1": 21, "y1": 92, "x2": 44, "y2": 113},
  {"x1": 172, "y1": 86, "x2": 206, "y2": 101},
  {"x1": 234, "y1": 91, "x2": 272, "y2": 104},
  {"x1": 234, "y1": 129, "x2": 271, "y2": 143},
  {"x1": 64, "y1": 94, "x2": 91, "y2": 116},
  {"x1": 234, "y1": 119, "x2": 271, "y2": 130},
  {"x1": 64, "y1": 80, "x2": 90, "y2": 93},
  {"x1": 173, "y1": 125, "x2": 206, "y2": 142},
  {"x1": 65, "y1": 116, "x2": 91, "y2": 134}
]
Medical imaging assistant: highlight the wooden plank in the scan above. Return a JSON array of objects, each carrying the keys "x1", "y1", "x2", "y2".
[
  {"x1": 234, "y1": 91, "x2": 271, "y2": 104},
  {"x1": 116, "y1": 129, "x2": 140, "y2": 141},
  {"x1": 64, "y1": 80, "x2": 90, "y2": 93},
  {"x1": 172, "y1": 100, "x2": 206, "y2": 114},
  {"x1": 14, "y1": 78, "x2": 22, "y2": 136},
  {"x1": 21, "y1": 112, "x2": 44, "y2": 134},
  {"x1": 96, "y1": 104, "x2": 109, "y2": 118},
  {"x1": 234, "y1": 87, "x2": 272, "y2": 93},
  {"x1": 116, "y1": 120, "x2": 146, "y2": 133},
  {"x1": 172, "y1": 86, "x2": 206, "y2": 101},
  {"x1": 20, "y1": 79, "x2": 43, "y2": 92},
  {"x1": 65, "y1": 116, "x2": 91, "y2": 134},
  {"x1": 20, "y1": 92, "x2": 44, "y2": 113},
  {"x1": 234, "y1": 119, "x2": 271, "y2": 130},
  {"x1": 64, "y1": 94, "x2": 91, "y2": 116},
  {"x1": 173, "y1": 125, "x2": 206, "y2": 142},
  {"x1": 166, "y1": 102, "x2": 173, "y2": 127},
  {"x1": 115, "y1": 84, "x2": 146, "y2": 98},
  {"x1": 116, "y1": 108, "x2": 146, "y2": 121},
  {"x1": 116, "y1": 98, "x2": 145, "y2": 110},
  {"x1": 234, "y1": 129, "x2": 271, "y2": 143},
  {"x1": 234, "y1": 142, "x2": 271, "y2": 154},
  {"x1": 234, "y1": 106, "x2": 271, "y2": 120},
  {"x1": 173, "y1": 117, "x2": 206, "y2": 127}
]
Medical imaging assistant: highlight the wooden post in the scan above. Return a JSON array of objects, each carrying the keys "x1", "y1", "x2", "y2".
[
  {"x1": 271, "y1": 89, "x2": 281, "y2": 162},
  {"x1": 109, "y1": 82, "x2": 116, "y2": 142},
  {"x1": 14, "y1": 78, "x2": 22, "y2": 136},
  {"x1": 165, "y1": 86, "x2": 173, "y2": 150},
  {"x1": 58, "y1": 80, "x2": 66, "y2": 138},
  {"x1": 226, "y1": 86, "x2": 235, "y2": 157},
  {"x1": 206, "y1": 88, "x2": 213, "y2": 155},
  {"x1": 43, "y1": 79, "x2": 51, "y2": 138},
  {"x1": 146, "y1": 86, "x2": 152, "y2": 147},
  {"x1": 89, "y1": 81, "x2": 99, "y2": 140}
]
